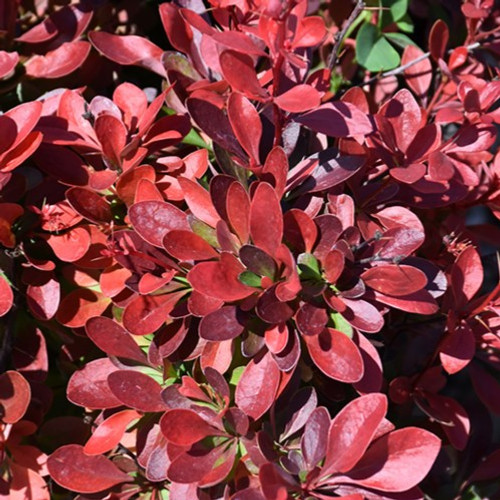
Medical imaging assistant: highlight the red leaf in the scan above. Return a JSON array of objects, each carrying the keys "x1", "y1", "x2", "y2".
[
  {"x1": 84, "y1": 410, "x2": 141, "y2": 455},
  {"x1": 25, "y1": 41, "x2": 91, "y2": 78},
  {"x1": 56, "y1": 289, "x2": 110, "y2": 328},
  {"x1": 160, "y1": 409, "x2": 223, "y2": 446},
  {"x1": 188, "y1": 253, "x2": 254, "y2": 301},
  {"x1": 274, "y1": 85, "x2": 321, "y2": 113},
  {"x1": 323, "y1": 394, "x2": 387, "y2": 475},
  {"x1": 235, "y1": 351, "x2": 280, "y2": 420},
  {"x1": 0, "y1": 371, "x2": 31, "y2": 424},
  {"x1": 361, "y1": 265, "x2": 427, "y2": 296},
  {"x1": 122, "y1": 291, "x2": 187, "y2": 336},
  {"x1": 159, "y1": 3, "x2": 192, "y2": 54},
  {"x1": 219, "y1": 50, "x2": 267, "y2": 99},
  {"x1": 250, "y1": 183, "x2": 283, "y2": 256},
  {"x1": 429, "y1": 19, "x2": 449, "y2": 61},
  {"x1": 226, "y1": 181, "x2": 251, "y2": 244},
  {"x1": 402, "y1": 45, "x2": 432, "y2": 98},
  {"x1": 47, "y1": 445, "x2": 130, "y2": 493},
  {"x1": 451, "y1": 246, "x2": 482, "y2": 309},
  {"x1": 345, "y1": 428, "x2": 441, "y2": 492},
  {"x1": 199, "y1": 306, "x2": 245, "y2": 341},
  {"x1": 116, "y1": 165, "x2": 156, "y2": 205},
  {"x1": 228, "y1": 92, "x2": 262, "y2": 164},
  {"x1": 142, "y1": 114, "x2": 191, "y2": 149},
  {"x1": 0, "y1": 273, "x2": 13, "y2": 317},
  {"x1": 296, "y1": 102, "x2": 374, "y2": 137},
  {"x1": 375, "y1": 227, "x2": 424, "y2": 259},
  {"x1": 440, "y1": 322, "x2": 475, "y2": 374},
  {"x1": 129, "y1": 200, "x2": 190, "y2": 247},
  {"x1": 67, "y1": 358, "x2": 122, "y2": 409},
  {"x1": 47, "y1": 227, "x2": 91, "y2": 262},
  {"x1": 262, "y1": 147, "x2": 288, "y2": 199},
  {"x1": 85, "y1": 317, "x2": 147, "y2": 363},
  {"x1": 89, "y1": 31, "x2": 166, "y2": 77},
  {"x1": 66, "y1": 187, "x2": 112, "y2": 223},
  {"x1": 107, "y1": 370, "x2": 167, "y2": 412},
  {"x1": 94, "y1": 114, "x2": 127, "y2": 168},
  {"x1": 372, "y1": 288, "x2": 438, "y2": 314},
  {"x1": 304, "y1": 328, "x2": 363, "y2": 383},
  {"x1": 164, "y1": 229, "x2": 218, "y2": 261},
  {"x1": 179, "y1": 177, "x2": 221, "y2": 228}
]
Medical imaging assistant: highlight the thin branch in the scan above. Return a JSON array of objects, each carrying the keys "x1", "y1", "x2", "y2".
[
  {"x1": 327, "y1": 0, "x2": 365, "y2": 71},
  {"x1": 361, "y1": 40, "x2": 482, "y2": 87}
]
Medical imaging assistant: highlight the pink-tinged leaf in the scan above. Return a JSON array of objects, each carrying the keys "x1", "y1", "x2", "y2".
[
  {"x1": 67, "y1": 358, "x2": 122, "y2": 409},
  {"x1": 323, "y1": 394, "x2": 387, "y2": 475},
  {"x1": 56, "y1": 289, "x2": 110, "y2": 328},
  {"x1": 296, "y1": 303, "x2": 328, "y2": 336},
  {"x1": 391, "y1": 163, "x2": 426, "y2": 184},
  {"x1": 107, "y1": 370, "x2": 167, "y2": 413},
  {"x1": 345, "y1": 428, "x2": 441, "y2": 492},
  {"x1": 122, "y1": 291, "x2": 187, "y2": 336},
  {"x1": 375, "y1": 227, "x2": 424, "y2": 259},
  {"x1": 429, "y1": 19, "x2": 449, "y2": 61},
  {"x1": 0, "y1": 50, "x2": 18, "y2": 78},
  {"x1": 27, "y1": 276, "x2": 60, "y2": 320},
  {"x1": 211, "y1": 30, "x2": 267, "y2": 56},
  {"x1": 129, "y1": 200, "x2": 190, "y2": 247},
  {"x1": 47, "y1": 226, "x2": 91, "y2": 262},
  {"x1": 0, "y1": 273, "x2": 13, "y2": 317},
  {"x1": 228, "y1": 92, "x2": 262, "y2": 164},
  {"x1": 274, "y1": 85, "x2": 321, "y2": 113},
  {"x1": 199, "y1": 305, "x2": 245, "y2": 341},
  {"x1": 341, "y1": 298, "x2": 385, "y2": 334},
  {"x1": 48, "y1": 445, "x2": 130, "y2": 493},
  {"x1": 469, "y1": 362, "x2": 500, "y2": 414},
  {"x1": 304, "y1": 328, "x2": 363, "y2": 383},
  {"x1": 85, "y1": 317, "x2": 147, "y2": 363},
  {"x1": 66, "y1": 187, "x2": 112, "y2": 223},
  {"x1": 94, "y1": 114, "x2": 127, "y2": 168},
  {"x1": 89, "y1": 31, "x2": 166, "y2": 77},
  {"x1": 226, "y1": 181, "x2": 250, "y2": 244},
  {"x1": 0, "y1": 370, "x2": 30, "y2": 424},
  {"x1": 9, "y1": 462, "x2": 49, "y2": 500},
  {"x1": 446, "y1": 124, "x2": 496, "y2": 153},
  {"x1": 295, "y1": 102, "x2": 373, "y2": 137},
  {"x1": 373, "y1": 206, "x2": 424, "y2": 233},
  {"x1": 164, "y1": 229, "x2": 218, "y2": 261},
  {"x1": 160, "y1": 409, "x2": 223, "y2": 446},
  {"x1": 84, "y1": 410, "x2": 141, "y2": 455},
  {"x1": 188, "y1": 252, "x2": 254, "y2": 301},
  {"x1": 25, "y1": 41, "x2": 91, "y2": 79},
  {"x1": 440, "y1": 322, "x2": 475, "y2": 374},
  {"x1": 219, "y1": 50, "x2": 267, "y2": 99},
  {"x1": 178, "y1": 177, "x2": 220, "y2": 228},
  {"x1": 5, "y1": 101, "x2": 43, "y2": 150},
  {"x1": 428, "y1": 151, "x2": 455, "y2": 181},
  {"x1": 250, "y1": 183, "x2": 283, "y2": 256},
  {"x1": 301, "y1": 407, "x2": 330, "y2": 470},
  {"x1": 361, "y1": 265, "x2": 427, "y2": 296},
  {"x1": 401, "y1": 45, "x2": 432, "y2": 98},
  {"x1": 451, "y1": 246, "x2": 482, "y2": 308},
  {"x1": 113, "y1": 82, "x2": 148, "y2": 128},
  {"x1": 373, "y1": 287, "x2": 438, "y2": 314},
  {"x1": 235, "y1": 351, "x2": 280, "y2": 420}
]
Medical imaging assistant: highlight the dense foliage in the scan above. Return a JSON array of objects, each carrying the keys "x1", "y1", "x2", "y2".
[{"x1": 1, "y1": 0, "x2": 500, "y2": 498}]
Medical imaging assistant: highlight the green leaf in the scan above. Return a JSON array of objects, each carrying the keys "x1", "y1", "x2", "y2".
[
  {"x1": 396, "y1": 13, "x2": 414, "y2": 32},
  {"x1": 182, "y1": 128, "x2": 211, "y2": 150},
  {"x1": 356, "y1": 23, "x2": 400, "y2": 71},
  {"x1": 330, "y1": 312, "x2": 354, "y2": 339},
  {"x1": 297, "y1": 253, "x2": 322, "y2": 280},
  {"x1": 238, "y1": 271, "x2": 262, "y2": 288},
  {"x1": 384, "y1": 32, "x2": 417, "y2": 49},
  {"x1": 381, "y1": 0, "x2": 409, "y2": 26},
  {"x1": 229, "y1": 366, "x2": 245, "y2": 387}
]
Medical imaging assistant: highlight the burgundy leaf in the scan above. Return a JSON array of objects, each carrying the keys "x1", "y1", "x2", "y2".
[
  {"x1": 440, "y1": 322, "x2": 475, "y2": 374},
  {"x1": 296, "y1": 303, "x2": 328, "y2": 336},
  {"x1": 199, "y1": 305, "x2": 245, "y2": 341},
  {"x1": 107, "y1": 371, "x2": 165, "y2": 414},
  {"x1": 235, "y1": 351, "x2": 280, "y2": 420},
  {"x1": 301, "y1": 407, "x2": 330, "y2": 470},
  {"x1": 304, "y1": 328, "x2": 363, "y2": 383},
  {"x1": 281, "y1": 388, "x2": 318, "y2": 441},
  {"x1": 66, "y1": 187, "x2": 112, "y2": 223},
  {"x1": 56, "y1": 289, "x2": 110, "y2": 328},
  {"x1": 429, "y1": 19, "x2": 449, "y2": 61},
  {"x1": 296, "y1": 102, "x2": 374, "y2": 137},
  {"x1": 47, "y1": 445, "x2": 130, "y2": 493},
  {"x1": 85, "y1": 317, "x2": 147, "y2": 363}
]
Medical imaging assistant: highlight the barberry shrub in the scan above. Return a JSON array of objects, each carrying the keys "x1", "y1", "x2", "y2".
[{"x1": 1, "y1": 0, "x2": 500, "y2": 498}]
